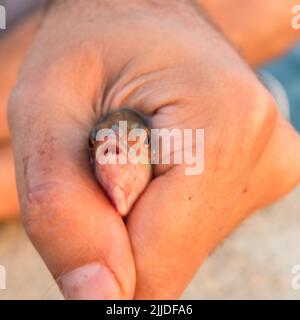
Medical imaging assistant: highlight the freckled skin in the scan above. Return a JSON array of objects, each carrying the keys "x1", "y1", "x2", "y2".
[{"x1": 89, "y1": 109, "x2": 152, "y2": 216}]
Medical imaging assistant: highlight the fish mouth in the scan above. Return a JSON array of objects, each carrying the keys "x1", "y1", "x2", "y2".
[
  {"x1": 95, "y1": 132, "x2": 128, "y2": 165},
  {"x1": 95, "y1": 132, "x2": 150, "y2": 166},
  {"x1": 102, "y1": 144, "x2": 121, "y2": 156}
]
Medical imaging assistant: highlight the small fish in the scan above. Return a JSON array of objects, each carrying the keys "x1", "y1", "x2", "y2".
[{"x1": 89, "y1": 109, "x2": 152, "y2": 216}]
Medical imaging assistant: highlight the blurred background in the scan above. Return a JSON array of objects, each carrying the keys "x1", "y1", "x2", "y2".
[{"x1": 0, "y1": 0, "x2": 300, "y2": 299}]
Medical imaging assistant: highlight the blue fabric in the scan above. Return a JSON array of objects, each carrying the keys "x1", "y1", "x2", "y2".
[{"x1": 263, "y1": 44, "x2": 300, "y2": 132}]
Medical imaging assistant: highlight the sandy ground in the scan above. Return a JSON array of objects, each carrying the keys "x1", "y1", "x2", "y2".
[{"x1": 0, "y1": 186, "x2": 299, "y2": 300}]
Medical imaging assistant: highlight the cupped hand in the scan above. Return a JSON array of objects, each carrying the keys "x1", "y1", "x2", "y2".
[{"x1": 8, "y1": 0, "x2": 300, "y2": 299}]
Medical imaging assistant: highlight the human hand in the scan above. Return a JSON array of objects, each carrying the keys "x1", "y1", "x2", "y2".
[
  {"x1": 0, "y1": 12, "x2": 42, "y2": 220},
  {"x1": 8, "y1": 0, "x2": 300, "y2": 299},
  {"x1": 197, "y1": 0, "x2": 300, "y2": 65}
]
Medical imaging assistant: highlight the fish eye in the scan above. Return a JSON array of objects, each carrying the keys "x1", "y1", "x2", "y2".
[
  {"x1": 90, "y1": 127, "x2": 98, "y2": 141},
  {"x1": 111, "y1": 124, "x2": 119, "y2": 132}
]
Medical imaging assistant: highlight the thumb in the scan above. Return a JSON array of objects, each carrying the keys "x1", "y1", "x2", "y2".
[{"x1": 8, "y1": 84, "x2": 135, "y2": 300}]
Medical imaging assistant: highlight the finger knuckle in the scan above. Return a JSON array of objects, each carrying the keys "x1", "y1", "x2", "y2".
[
  {"x1": 22, "y1": 182, "x2": 72, "y2": 242},
  {"x1": 230, "y1": 71, "x2": 277, "y2": 137},
  {"x1": 247, "y1": 80, "x2": 277, "y2": 137}
]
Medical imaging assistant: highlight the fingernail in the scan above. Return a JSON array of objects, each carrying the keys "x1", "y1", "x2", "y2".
[{"x1": 59, "y1": 263, "x2": 122, "y2": 300}]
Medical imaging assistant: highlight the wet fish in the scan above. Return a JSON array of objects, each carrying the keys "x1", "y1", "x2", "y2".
[{"x1": 89, "y1": 109, "x2": 152, "y2": 216}]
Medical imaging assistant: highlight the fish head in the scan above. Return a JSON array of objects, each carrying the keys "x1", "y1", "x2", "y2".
[{"x1": 89, "y1": 109, "x2": 152, "y2": 215}]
